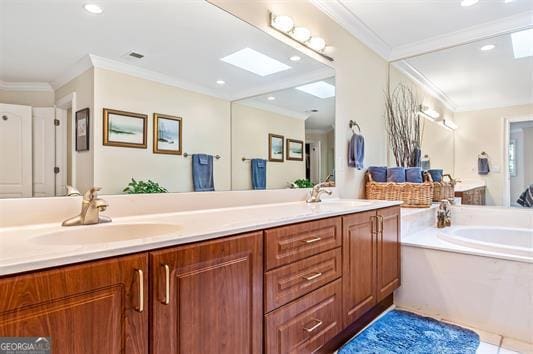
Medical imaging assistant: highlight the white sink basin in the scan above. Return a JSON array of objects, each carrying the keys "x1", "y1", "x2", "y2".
[
  {"x1": 32, "y1": 223, "x2": 181, "y2": 245},
  {"x1": 319, "y1": 199, "x2": 372, "y2": 207}
]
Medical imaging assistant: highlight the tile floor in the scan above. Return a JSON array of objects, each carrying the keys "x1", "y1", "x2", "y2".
[{"x1": 336, "y1": 306, "x2": 533, "y2": 354}]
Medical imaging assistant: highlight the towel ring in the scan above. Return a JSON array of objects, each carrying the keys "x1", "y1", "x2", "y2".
[
  {"x1": 478, "y1": 151, "x2": 488, "y2": 158},
  {"x1": 349, "y1": 120, "x2": 361, "y2": 133}
]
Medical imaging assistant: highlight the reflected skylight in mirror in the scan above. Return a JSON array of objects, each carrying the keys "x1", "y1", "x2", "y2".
[
  {"x1": 220, "y1": 48, "x2": 291, "y2": 76},
  {"x1": 296, "y1": 81, "x2": 335, "y2": 98}
]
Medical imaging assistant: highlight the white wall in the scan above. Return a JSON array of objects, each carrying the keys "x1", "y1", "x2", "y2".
[
  {"x1": 0, "y1": 89, "x2": 55, "y2": 107},
  {"x1": 454, "y1": 104, "x2": 533, "y2": 206},
  {"x1": 210, "y1": 0, "x2": 390, "y2": 198},
  {"x1": 55, "y1": 68, "x2": 95, "y2": 193},
  {"x1": 93, "y1": 68, "x2": 231, "y2": 194},
  {"x1": 232, "y1": 103, "x2": 305, "y2": 190}
]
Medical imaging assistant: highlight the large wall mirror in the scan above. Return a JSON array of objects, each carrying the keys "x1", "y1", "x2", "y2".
[
  {"x1": 390, "y1": 28, "x2": 532, "y2": 208},
  {"x1": 0, "y1": 1, "x2": 335, "y2": 198}
]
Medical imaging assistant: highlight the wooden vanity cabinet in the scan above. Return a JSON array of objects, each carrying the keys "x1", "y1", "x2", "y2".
[
  {"x1": 342, "y1": 206, "x2": 400, "y2": 327},
  {"x1": 149, "y1": 231, "x2": 263, "y2": 354},
  {"x1": 0, "y1": 254, "x2": 149, "y2": 354}
]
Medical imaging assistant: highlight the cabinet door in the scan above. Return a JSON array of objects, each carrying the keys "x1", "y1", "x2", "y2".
[
  {"x1": 342, "y1": 210, "x2": 377, "y2": 327},
  {"x1": 150, "y1": 232, "x2": 263, "y2": 354},
  {"x1": 377, "y1": 206, "x2": 401, "y2": 302},
  {"x1": 0, "y1": 254, "x2": 148, "y2": 354}
]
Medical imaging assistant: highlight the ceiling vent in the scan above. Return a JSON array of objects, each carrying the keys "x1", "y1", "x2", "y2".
[{"x1": 128, "y1": 51, "x2": 144, "y2": 59}]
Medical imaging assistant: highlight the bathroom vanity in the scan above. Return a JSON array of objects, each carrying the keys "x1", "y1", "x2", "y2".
[{"x1": 0, "y1": 202, "x2": 400, "y2": 354}]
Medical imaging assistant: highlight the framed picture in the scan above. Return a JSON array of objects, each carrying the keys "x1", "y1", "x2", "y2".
[
  {"x1": 286, "y1": 139, "x2": 304, "y2": 161},
  {"x1": 75, "y1": 108, "x2": 90, "y2": 152},
  {"x1": 153, "y1": 113, "x2": 182, "y2": 155},
  {"x1": 268, "y1": 133, "x2": 284, "y2": 162},
  {"x1": 103, "y1": 108, "x2": 147, "y2": 148}
]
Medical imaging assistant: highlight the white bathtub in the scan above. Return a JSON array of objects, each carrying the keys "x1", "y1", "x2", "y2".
[{"x1": 438, "y1": 226, "x2": 533, "y2": 258}]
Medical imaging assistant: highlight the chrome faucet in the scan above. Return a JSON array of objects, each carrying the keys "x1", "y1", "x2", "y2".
[
  {"x1": 306, "y1": 182, "x2": 333, "y2": 203},
  {"x1": 62, "y1": 187, "x2": 112, "y2": 226}
]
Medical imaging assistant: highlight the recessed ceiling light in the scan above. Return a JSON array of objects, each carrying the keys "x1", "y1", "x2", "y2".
[
  {"x1": 271, "y1": 15, "x2": 294, "y2": 33},
  {"x1": 308, "y1": 37, "x2": 327, "y2": 51},
  {"x1": 216, "y1": 80, "x2": 225, "y2": 85},
  {"x1": 292, "y1": 27, "x2": 311, "y2": 42},
  {"x1": 220, "y1": 48, "x2": 291, "y2": 76},
  {"x1": 504, "y1": 0, "x2": 513, "y2": 3},
  {"x1": 461, "y1": 0, "x2": 478, "y2": 6},
  {"x1": 511, "y1": 28, "x2": 533, "y2": 59},
  {"x1": 296, "y1": 81, "x2": 335, "y2": 98},
  {"x1": 267, "y1": 96, "x2": 276, "y2": 101},
  {"x1": 84, "y1": 3, "x2": 103, "y2": 14},
  {"x1": 289, "y1": 55, "x2": 301, "y2": 62},
  {"x1": 480, "y1": 44, "x2": 495, "y2": 51}
]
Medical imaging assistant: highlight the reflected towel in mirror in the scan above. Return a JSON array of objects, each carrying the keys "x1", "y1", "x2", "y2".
[{"x1": 251, "y1": 159, "x2": 266, "y2": 190}]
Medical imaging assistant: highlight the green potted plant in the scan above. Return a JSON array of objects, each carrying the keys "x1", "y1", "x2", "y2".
[{"x1": 123, "y1": 178, "x2": 168, "y2": 194}]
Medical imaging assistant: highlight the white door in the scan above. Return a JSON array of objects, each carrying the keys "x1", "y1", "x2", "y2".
[
  {"x1": 309, "y1": 141, "x2": 321, "y2": 184},
  {"x1": 55, "y1": 108, "x2": 68, "y2": 196},
  {"x1": 0, "y1": 103, "x2": 33, "y2": 198},
  {"x1": 32, "y1": 107, "x2": 55, "y2": 197}
]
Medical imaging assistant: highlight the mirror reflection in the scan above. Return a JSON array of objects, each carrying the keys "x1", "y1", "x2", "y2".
[
  {"x1": 0, "y1": 0, "x2": 335, "y2": 198},
  {"x1": 390, "y1": 29, "x2": 533, "y2": 208}
]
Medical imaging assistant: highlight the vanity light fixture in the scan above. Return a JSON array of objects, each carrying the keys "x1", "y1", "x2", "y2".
[
  {"x1": 418, "y1": 105, "x2": 441, "y2": 121},
  {"x1": 296, "y1": 81, "x2": 335, "y2": 99},
  {"x1": 461, "y1": 0, "x2": 479, "y2": 6},
  {"x1": 289, "y1": 55, "x2": 301, "y2": 62},
  {"x1": 216, "y1": 80, "x2": 225, "y2": 85},
  {"x1": 480, "y1": 44, "x2": 495, "y2": 51},
  {"x1": 270, "y1": 13, "x2": 333, "y2": 61},
  {"x1": 511, "y1": 28, "x2": 533, "y2": 59},
  {"x1": 83, "y1": 3, "x2": 103, "y2": 14},
  {"x1": 220, "y1": 48, "x2": 291, "y2": 76},
  {"x1": 443, "y1": 119, "x2": 458, "y2": 130}
]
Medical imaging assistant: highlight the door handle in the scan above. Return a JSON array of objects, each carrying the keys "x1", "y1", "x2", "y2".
[
  {"x1": 136, "y1": 269, "x2": 144, "y2": 313},
  {"x1": 161, "y1": 264, "x2": 170, "y2": 305}
]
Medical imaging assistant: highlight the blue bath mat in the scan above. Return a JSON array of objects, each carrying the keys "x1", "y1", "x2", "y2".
[{"x1": 339, "y1": 310, "x2": 480, "y2": 354}]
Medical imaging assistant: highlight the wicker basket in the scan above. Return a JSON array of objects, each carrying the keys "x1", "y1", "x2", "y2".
[
  {"x1": 432, "y1": 174, "x2": 456, "y2": 202},
  {"x1": 365, "y1": 171, "x2": 433, "y2": 208}
]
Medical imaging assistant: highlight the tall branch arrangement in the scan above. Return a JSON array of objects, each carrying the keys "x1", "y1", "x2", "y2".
[{"x1": 385, "y1": 84, "x2": 421, "y2": 167}]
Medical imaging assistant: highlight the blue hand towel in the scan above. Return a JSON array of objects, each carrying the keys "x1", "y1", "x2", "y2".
[
  {"x1": 368, "y1": 166, "x2": 387, "y2": 182},
  {"x1": 348, "y1": 133, "x2": 365, "y2": 170},
  {"x1": 411, "y1": 147, "x2": 422, "y2": 168},
  {"x1": 478, "y1": 157, "x2": 490, "y2": 175},
  {"x1": 192, "y1": 154, "x2": 214, "y2": 192},
  {"x1": 251, "y1": 159, "x2": 266, "y2": 190},
  {"x1": 406, "y1": 167, "x2": 423, "y2": 183},
  {"x1": 387, "y1": 167, "x2": 406, "y2": 183},
  {"x1": 428, "y1": 169, "x2": 443, "y2": 182}
]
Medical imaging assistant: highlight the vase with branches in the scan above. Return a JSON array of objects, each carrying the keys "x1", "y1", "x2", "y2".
[{"x1": 385, "y1": 83, "x2": 421, "y2": 167}]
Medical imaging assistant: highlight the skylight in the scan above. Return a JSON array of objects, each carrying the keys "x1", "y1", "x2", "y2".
[
  {"x1": 220, "y1": 48, "x2": 291, "y2": 76},
  {"x1": 511, "y1": 29, "x2": 533, "y2": 59},
  {"x1": 295, "y1": 81, "x2": 335, "y2": 98}
]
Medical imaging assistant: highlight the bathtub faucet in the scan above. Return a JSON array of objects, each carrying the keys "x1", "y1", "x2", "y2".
[{"x1": 437, "y1": 200, "x2": 452, "y2": 228}]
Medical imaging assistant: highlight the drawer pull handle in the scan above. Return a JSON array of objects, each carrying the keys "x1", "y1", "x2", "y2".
[
  {"x1": 303, "y1": 319, "x2": 323, "y2": 333},
  {"x1": 302, "y1": 237, "x2": 321, "y2": 244},
  {"x1": 162, "y1": 264, "x2": 170, "y2": 305},
  {"x1": 302, "y1": 272, "x2": 322, "y2": 281},
  {"x1": 136, "y1": 269, "x2": 144, "y2": 313}
]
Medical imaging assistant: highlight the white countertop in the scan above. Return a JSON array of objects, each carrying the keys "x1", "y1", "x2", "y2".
[{"x1": 0, "y1": 199, "x2": 400, "y2": 276}]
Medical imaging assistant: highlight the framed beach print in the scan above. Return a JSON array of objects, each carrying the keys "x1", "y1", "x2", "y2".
[
  {"x1": 153, "y1": 113, "x2": 182, "y2": 155},
  {"x1": 286, "y1": 139, "x2": 304, "y2": 161},
  {"x1": 103, "y1": 108, "x2": 147, "y2": 148},
  {"x1": 75, "y1": 108, "x2": 90, "y2": 151},
  {"x1": 268, "y1": 133, "x2": 284, "y2": 162}
]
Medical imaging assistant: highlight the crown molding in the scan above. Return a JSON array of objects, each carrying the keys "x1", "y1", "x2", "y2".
[
  {"x1": 309, "y1": 0, "x2": 391, "y2": 60},
  {"x1": 392, "y1": 61, "x2": 457, "y2": 113},
  {"x1": 0, "y1": 80, "x2": 53, "y2": 92},
  {"x1": 237, "y1": 100, "x2": 310, "y2": 120},
  {"x1": 389, "y1": 11, "x2": 533, "y2": 61},
  {"x1": 50, "y1": 55, "x2": 93, "y2": 90}
]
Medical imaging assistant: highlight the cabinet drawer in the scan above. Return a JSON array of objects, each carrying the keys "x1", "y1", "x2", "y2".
[
  {"x1": 265, "y1": 248, "x2": 342, "y2": 313},
  {"x1": 265, "y1": 217, "x2": 342, "y2": 270},
  {"x1": 265, "y1": 279, "x2": 342, "y2": 354}
]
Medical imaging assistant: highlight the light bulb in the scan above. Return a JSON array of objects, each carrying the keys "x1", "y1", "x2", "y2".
[
  {"x1": 308, "y1": 37, "x2": 326, "y2": 51},
  {"x1": 272, "y1": 15, "x2": 294, "y2": 33}
]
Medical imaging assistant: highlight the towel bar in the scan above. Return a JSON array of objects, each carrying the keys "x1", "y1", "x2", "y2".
[{"x1": 183, "y1": 152, "x2": 221, "y2": 159}]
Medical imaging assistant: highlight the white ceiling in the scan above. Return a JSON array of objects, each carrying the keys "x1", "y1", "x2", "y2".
[
  {"x1": 400, "y1": 31, "x2": 533, "y2": 111},
  {"x1": 238, "y1": 77, "x2": 336, "y2": 131},
  {"x1": 312, "y1": 0, "x2": 533, "y2": 60},
  {"x1": 0, "y1": 0, "x2": 334, "y2": 100}
]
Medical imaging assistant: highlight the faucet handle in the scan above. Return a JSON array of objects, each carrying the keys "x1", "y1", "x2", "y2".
[{"x1": 84, "y1": 187, "x2": 102, "y2": 201}]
